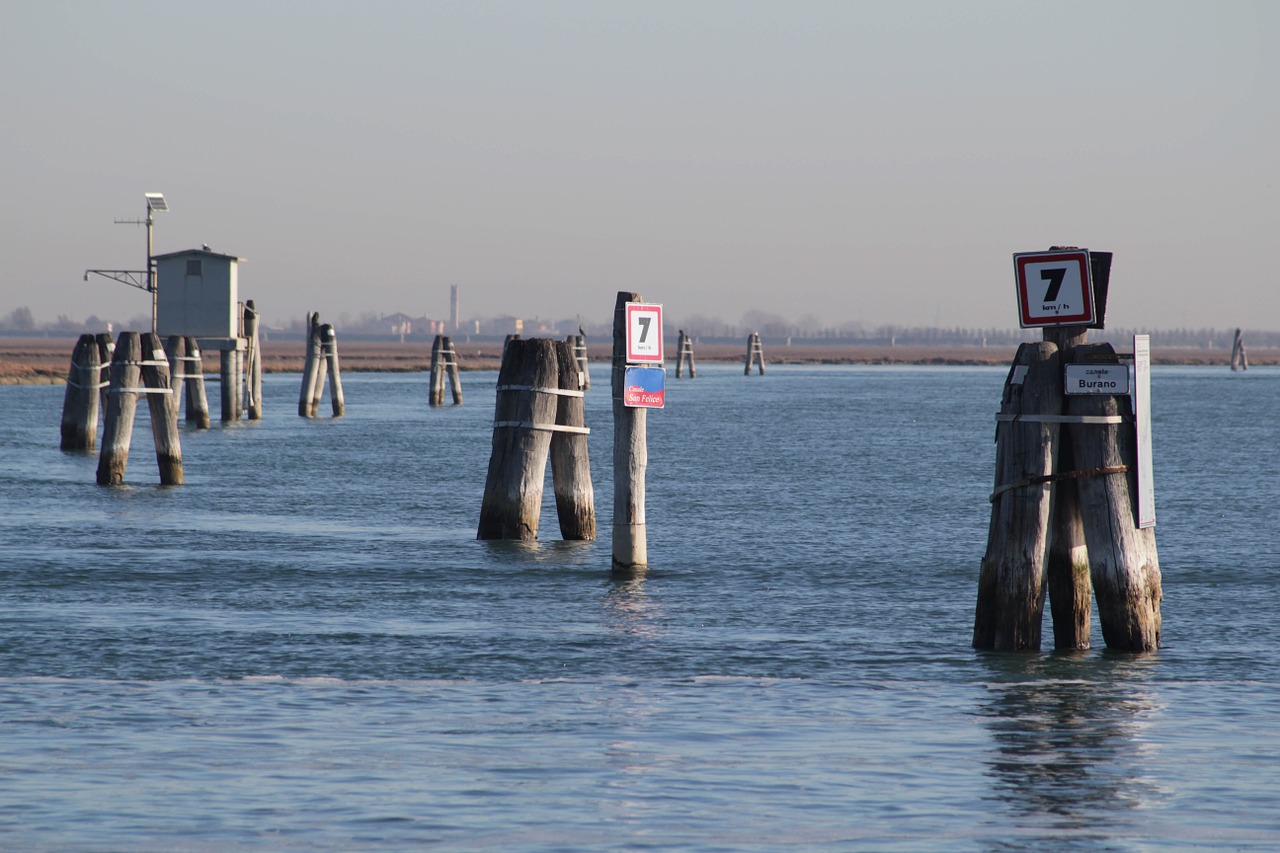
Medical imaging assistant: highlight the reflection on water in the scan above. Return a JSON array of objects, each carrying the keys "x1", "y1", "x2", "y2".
[
  {"x1": 605, "y1": 576, "x2": 663, "y2": 638},
  {"x1": 978, "y1": 653, "x2": 1165, "y2": 839}
]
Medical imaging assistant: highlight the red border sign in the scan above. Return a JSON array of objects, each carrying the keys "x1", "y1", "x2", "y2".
[
  {"x1": 1013, "y1": 249, "x2": 1095, "y2": 328},
  {"x1": 625, "y1": 302, "x2": 664, "y2": 363}
]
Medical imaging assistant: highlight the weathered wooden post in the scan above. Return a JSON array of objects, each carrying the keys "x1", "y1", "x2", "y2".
[
  {"x1": 1043, "y1": 324, "x2": 1092, "y2": 650},
  {"x1": 183, "y1": 336, "x2": 211, "y2": 428},
  {"x1": 551, "y1": 338, "x2": 595, "y2": 540},
  {"x1": 220, "y1": 346, "x2": 242, "y2": 423},
  {"x1": 95, "y1": 332, "x2": 114, "y2": 414},
  {"x1": 165, "y1": 333, "x2": 187, "y2": 419},
  {"x1": 321, "y1": 323, "x2": 345, "y2": 417},
  {"x1": 243, "y1": 300, "x2": 263, "y2": 420},
  {"x1": 477, "y1": 338, "x2": 560, "y2": 540},
  {"x1": 444, "y1": 336, "x2": 463, "y2": 404},
  {"x1": 299, "y1": 313, "x2": 322, "y2": 417},
  {"x1": 612, "y1": 292, "x2": 648, "y2": 574},
  {"x1": 744, "y1": 332, "x2": 765, "y2": 375},
  {"x1": 573, "y1": 332, "x2": 591, "y2": 390},
  {"x1": 429, "y1": 334, "x2": 446, "y2": 407},
  {"x1": 675, "y1": 330, "x2": 697, "y2": 378},
  {"x1": 1230, "y1": 328, "x2": 1248, "y2": 371},
  {"x1": 140, "y1": 332, "x2": 183, "y2": 485},
  {"x1": 60, "y1": 334, "x2": 102, "y2": 451},
  {"x1": 973, "y1": 342, "x2": 1062, "y2": 651},
  {"x1": 97, "y1": 332, "x2": 142, "y2": 486},
  {"x1": 1067, "y1": 342, "x2": 1162, "y2": 651}
]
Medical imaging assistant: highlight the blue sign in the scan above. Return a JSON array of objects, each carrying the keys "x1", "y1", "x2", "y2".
[{"x1": 623, "y1": 366, "x2": 665, "y2": 409}]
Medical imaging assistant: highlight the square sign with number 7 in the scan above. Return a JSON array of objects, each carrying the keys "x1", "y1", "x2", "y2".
[
  {"x1": 625, "y1": 302, "x2": 664, "y2": 363},
  {"x1": 1013, "y1": 249, "x2": 1095, "y2": 328}
]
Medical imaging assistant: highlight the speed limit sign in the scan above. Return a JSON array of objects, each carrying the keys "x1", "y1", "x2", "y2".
[
  {"x1": 625, "y1": 302, "x2": 664, "y2": 363},
  {"x1": 1013, "y1": 249, "x2": 1095, "y2": 328}
]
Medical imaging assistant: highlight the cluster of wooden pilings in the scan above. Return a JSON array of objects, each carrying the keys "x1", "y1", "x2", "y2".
[
  {"x1": 745, "y1": 332, "x2": 765, "y2": 375},
  {"x1": 1230, "y1": 328, "x2": 1248, "y2": 371},
  {"x1": 973, "y1": 322, "x2": 1162, "y2": 653},
  {"x1": 477, "y1": 337, "x2": 595, "y2": 541},
  {"x1": 89, "y1": 331, "x2": 184, "y2": 486},
  {"x1": 298, "y1": 312, "x2": 345, "y2": 417},
  {"x1": 675, "y1": 330, "x2": 696, "y2": 378},
  {"x1": 429, "y1": 335, "x2": 463, "y2": 406},
  {"x1": 62, "y1": 309, "x2": 265, "y2": 484}
]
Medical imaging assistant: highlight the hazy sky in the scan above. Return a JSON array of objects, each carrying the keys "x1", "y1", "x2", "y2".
[{"x1": 2, "y1": 1, "x2": 1275, "y2": 331}]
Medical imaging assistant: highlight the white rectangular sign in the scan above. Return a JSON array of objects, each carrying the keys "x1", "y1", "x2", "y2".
[
  {"x1": 1134, "y1": 335, "x2": 1155, "y2": 528},
  {"x1": 625, "y1": 302, "x2": 664, "y2": 364},
  {"x1": 1064, "y1": 363, "x2": 1130, "y2": 395}
]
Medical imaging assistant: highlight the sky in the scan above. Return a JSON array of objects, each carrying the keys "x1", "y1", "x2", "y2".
[{"x1": 2, "y1": 1, "x2": 1275, "y2": 332}]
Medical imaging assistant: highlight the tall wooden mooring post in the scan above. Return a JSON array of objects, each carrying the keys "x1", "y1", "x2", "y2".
[{"x1": 974, "y1": 248, "x2": 1161, "y2": 653}]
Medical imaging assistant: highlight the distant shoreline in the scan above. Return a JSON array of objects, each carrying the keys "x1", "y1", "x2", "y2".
[{"x1": 0, "y1": 336, "x2": 1270, "y2": 385}]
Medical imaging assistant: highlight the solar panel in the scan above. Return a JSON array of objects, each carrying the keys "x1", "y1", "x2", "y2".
[{"x1": 145, "y1": 192, "x2": 168, "y2": 212}]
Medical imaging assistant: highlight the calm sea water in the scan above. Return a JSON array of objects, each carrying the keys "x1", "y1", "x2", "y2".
[{"x1": 1, "y1": 361, "x2": 1278, "y2": 851}]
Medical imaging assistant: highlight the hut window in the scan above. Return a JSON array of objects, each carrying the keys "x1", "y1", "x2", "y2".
[{"x1": 186, "y1": 260, "x2": 203, "y2": 276}]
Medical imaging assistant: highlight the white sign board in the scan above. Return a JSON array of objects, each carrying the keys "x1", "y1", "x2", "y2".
[
  {"x1": 1064, "y1": 363, "x2": 1130, "y2": 395},
  {"x1": 1134, "y1": 334, "x2": 1155, "y2": 528},
  {"x1": 625, "y1": 302, "x2": 664, "y2": 364},
  {"x1": 1013, "y1": 249, "x2": 1095, "y2": 328}
]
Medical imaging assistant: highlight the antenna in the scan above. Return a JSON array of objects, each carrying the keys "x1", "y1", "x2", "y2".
[{"x1": 85, "y1": 192, "x2": 169, "y2": 333}]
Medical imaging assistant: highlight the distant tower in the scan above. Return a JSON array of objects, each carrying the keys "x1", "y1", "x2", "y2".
[{"x1": 450, "y1": 284, "x2": 459, "y2": 330}]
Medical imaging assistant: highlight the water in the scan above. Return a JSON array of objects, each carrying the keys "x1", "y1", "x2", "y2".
[{"x1": 1, "y1": 363, "x2": 1278, "y2": 851}]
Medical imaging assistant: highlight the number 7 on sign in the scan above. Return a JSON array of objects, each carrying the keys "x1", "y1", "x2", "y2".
[{"x1": 625, "y1": 302, "x2": 664, "y2": 363}]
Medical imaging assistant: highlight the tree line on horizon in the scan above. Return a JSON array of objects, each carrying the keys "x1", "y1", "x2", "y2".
[{"x1": 1, "y1": 304, "x2": 1273, "y2": 350}]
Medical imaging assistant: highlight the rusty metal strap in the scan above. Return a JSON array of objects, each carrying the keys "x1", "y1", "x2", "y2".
[{"x1": 989, "y1": 465, "x2": 1129, "y2": 502}]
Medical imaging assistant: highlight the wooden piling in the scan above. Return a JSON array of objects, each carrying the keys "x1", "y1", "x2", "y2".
[
  {"x1": 299, "y1": 313, "x2": 321, "y2": 417},
  {"x1": 244, "y1": 300, "x2": 263, "y2": 420},
  {"x1": 973, "y1": 341, "x2": 1062, "y2": 651},
  {"x1": 551, "y1": 338, "x2": 596, "y2": 540},
  {"x1": 477, "y1": 338, "x2": 560, "y2": 540},
  {"x1": 60, "y1": 334, "x2": 102, "y2": 451},
  {"x1": 574, "y1": 333, "x2": 591, "y2": 390},
  {"x1": 220, "y1": 347, "x2": 242, "y2": 423},
  {"x1": 675, "y1": 330, "x2": 697, "y2": 379},
  {"x1": 1043, "y1": 325, "x2": 1092, "y2": 650},
  {"x1": 744, "y1": 332, "x2": 765, "y2": 375},
  {"x1": 1230, "y1": 328, "x2": 1248, "y2": 371},
  {"x1": 95, "y1": 332, "x2": 114, "y2": 414},
  {"x1": 165, "y1": 334, "x2": 187, "y2": 420},
  {"x1": 140, "y1": 332, "x2": 183, "y2": 485},
  {"x1": 321, "y1": 323, "x2": 345, "y2": 417},
  {"x1": 444, "y1": 336, "x2": 463, "y2": 404},
  {"x1": 183, "y1": 336, "x2": 211, "y2": 428},
  {"x1": 429, "y1": 334, "x2": 446, "y2": 407},
  {"x1": 97, "y1": 332, "x2": 142, "y2": 486},
  {"x1": 1066, "y1": 342, "x2": 1162, "y2": 651},
  {"x1": 612, "y1": 291, "x2": 648, "y2": 574}
]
